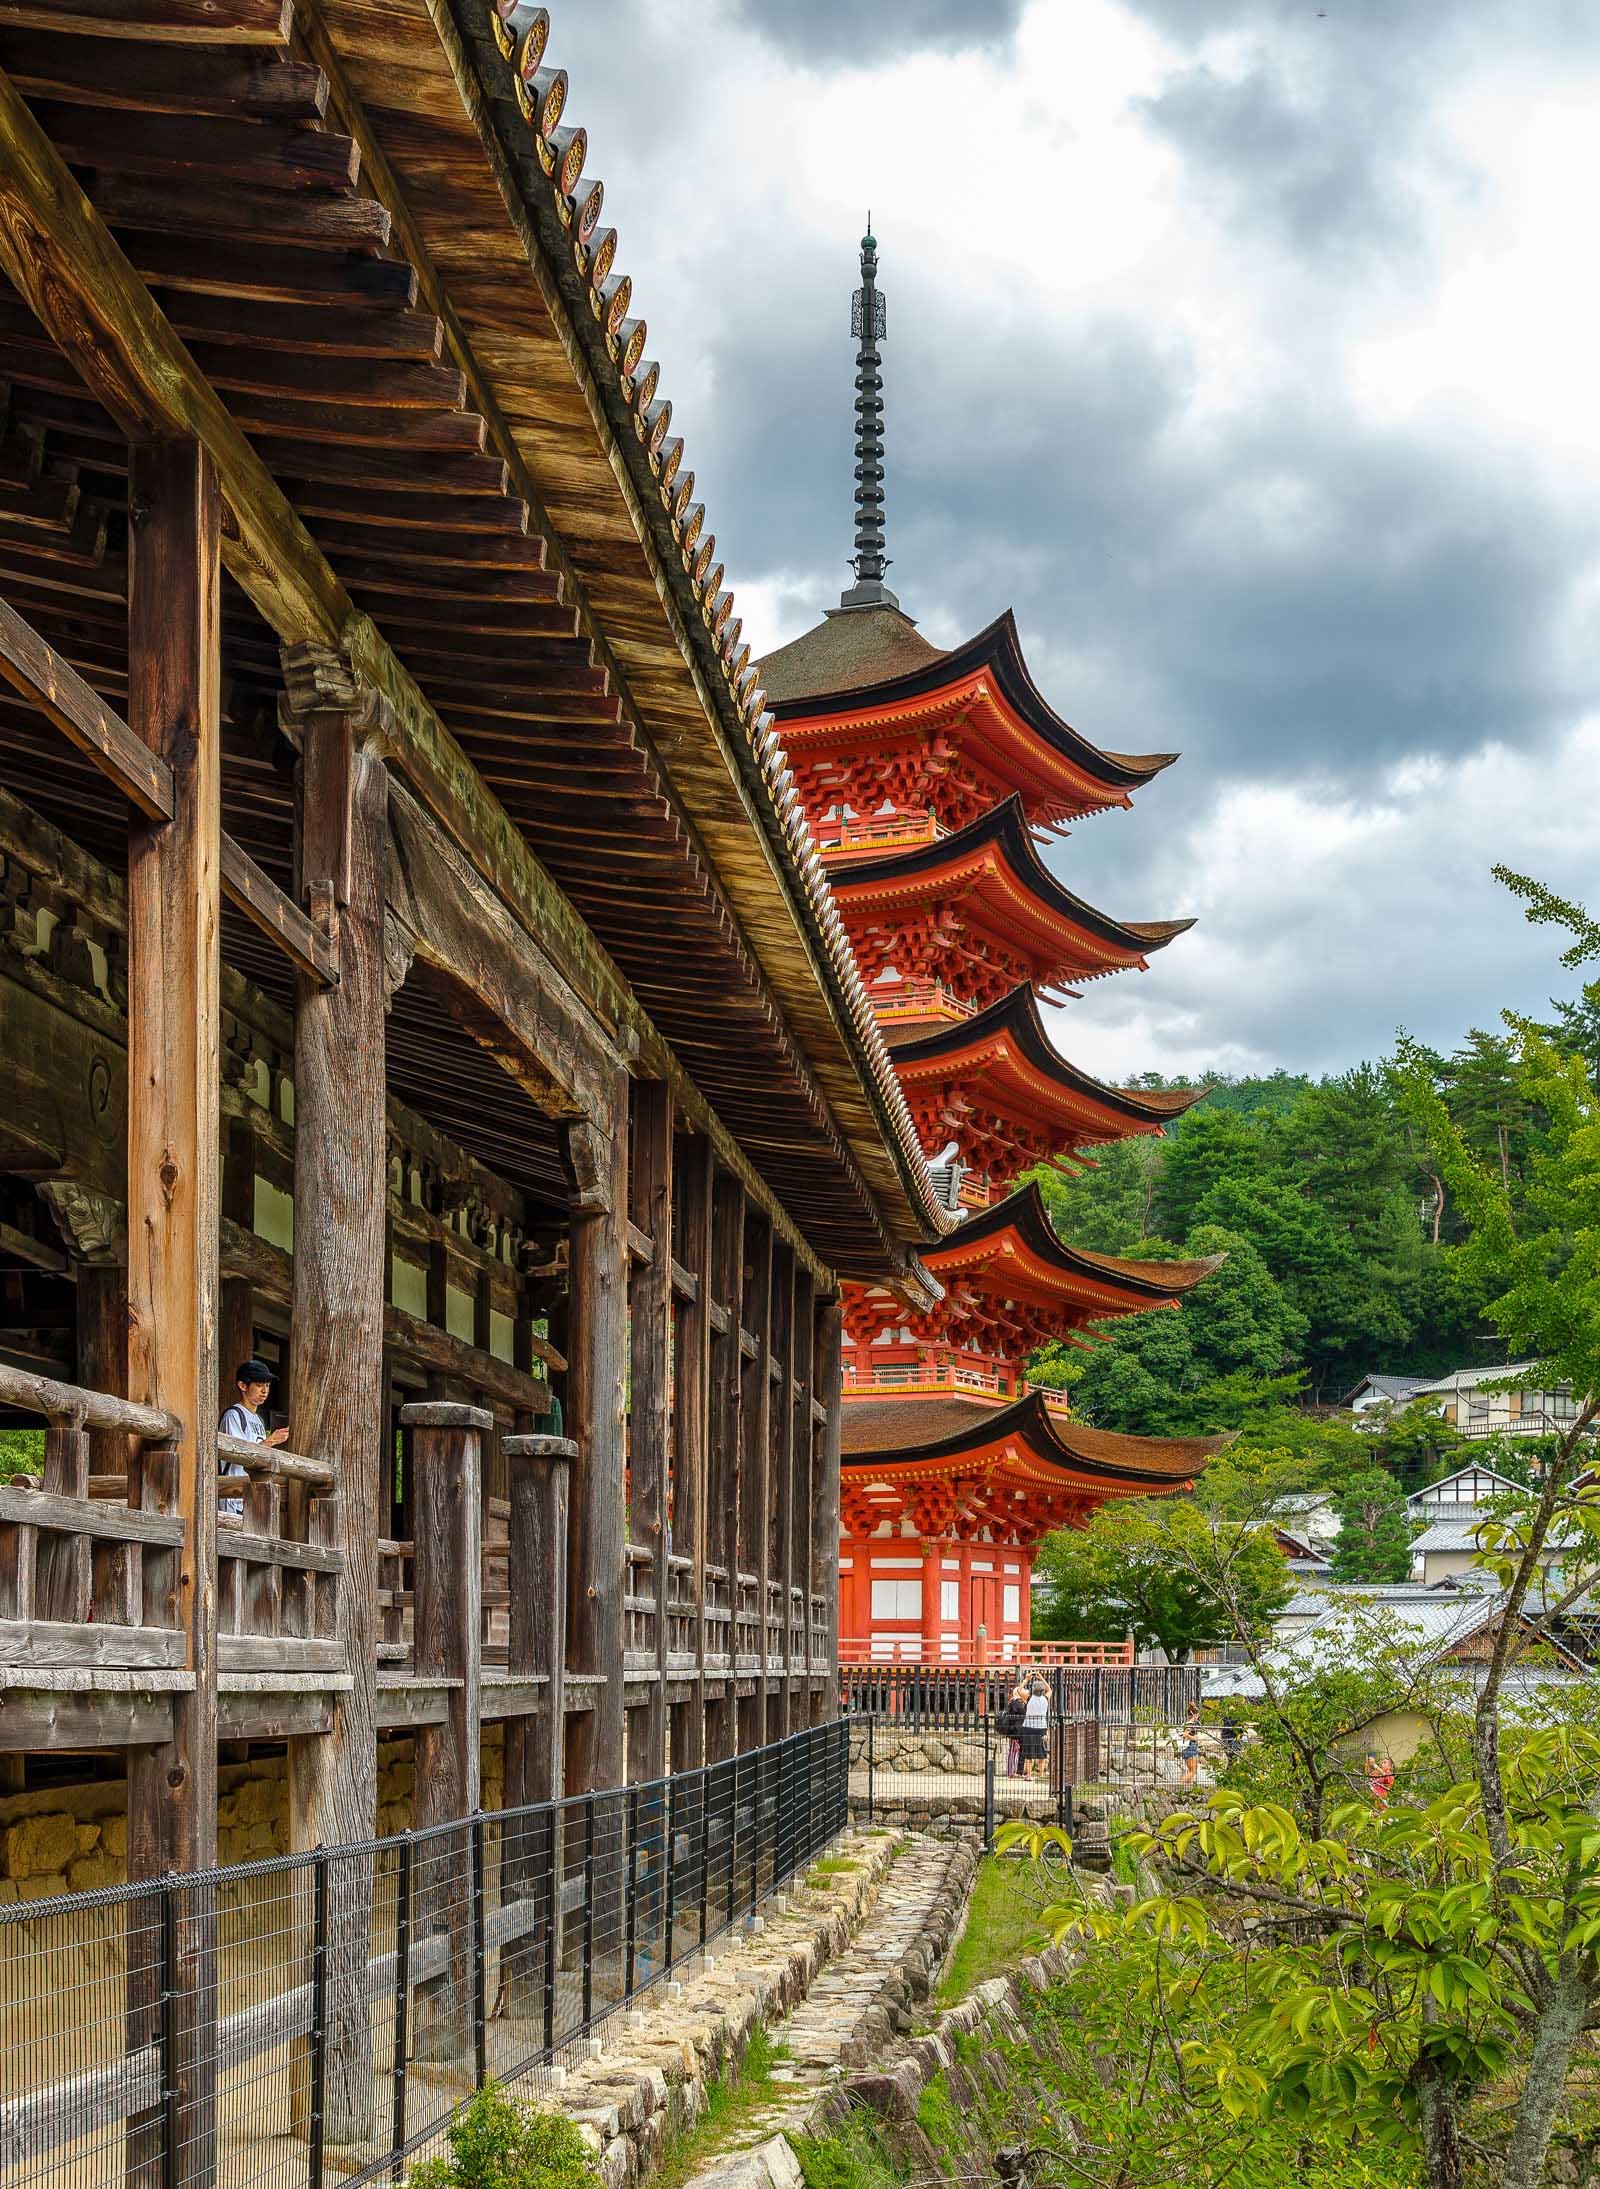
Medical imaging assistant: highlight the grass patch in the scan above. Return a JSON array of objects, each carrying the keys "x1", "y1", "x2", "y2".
[
  {"x1": 809, "y1": 1857, "x2": 859, "y2": 1876},
  {"x1": 651, "y1": 2023, "x2": 789, "y2": 2189},
  {"x1": 793, "y1": 2112, "x2": 910, "y2": 2189},
  {"x1": 934, "y1": 1856, "x2": 1052, "y2": 2006}
]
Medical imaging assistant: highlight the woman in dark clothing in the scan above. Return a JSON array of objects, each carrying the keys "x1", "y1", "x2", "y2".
[{"x1": 998, "y1": 1682, "x2": 1028, "y2": 1777}]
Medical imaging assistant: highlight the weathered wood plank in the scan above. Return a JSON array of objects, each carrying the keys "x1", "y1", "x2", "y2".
[
  {"x1": 215, "y1": 1634, "x2": 343, "y2": 1673},
  {"x1": 0, "y1": 1486, "x2": 183, "y2": 1544},
  {"x1": 219, "y1": 830, "x2": 337, "y2": 986},
  {"x1": 0, "y1": 593, "x2": 172, "y2": 818},
  {"x1": 0, "y1": 1361, "x2": 176, "y2": 1442},
  {"x1": 0, "y1": 1615, "x2": 184, "y2": 1667},
  {"x1": 0, "y1": 30, "x2": 327, "y2": 118},
  {"x1": 627, "y1": 1080, "x2": 671, "y2": 1784},
  {"x1": 0, "y1": 0, "x2": 292, "y2": 41}
]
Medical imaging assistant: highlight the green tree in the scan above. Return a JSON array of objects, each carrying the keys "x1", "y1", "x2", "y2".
[
  {"x1": 1329, "y1": 1467, "x2": 1414, "y2": 1582},
  {"x1": 1033, "y1": 1494, "x2": 1290, "y2": 1662},
  {"x1": 1150, "y1": 1107, "x2": 1273, "y2": 1242}
]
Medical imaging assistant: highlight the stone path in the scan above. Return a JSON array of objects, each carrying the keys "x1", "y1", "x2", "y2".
[{"x1": 536, "y1": 1827, "x2": 977, "y2": 2189}]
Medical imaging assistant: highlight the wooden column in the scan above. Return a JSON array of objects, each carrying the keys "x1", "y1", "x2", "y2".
[
  {"x1": 768, "y1": 1246, "x2": 795, "y2": 1741},
  {"x1": 404, "y1": 1399, "x2": 487, "y2": 2061},
  {"x1": 501, "y1": 1432, "x2": 574, "y2": 2015},
  {"x1": 218, "y1": 1113, "x2": 256, "y2": 1416},
  {"x1": 791, "y1": 1267, "x2": 815, "y2": 1716},
  {"x1": 627, "y1": 1081, "x2": 672, "y2": 1782},
  {"x1": 706, "y1": 1175, "x2": 744, "y2": 1762},
  {"x1": 673, "y1": 1133, "x2": 713, "y2": 1772},
  {"x1": 280, "y1": 646, "x2": 392, "y2": 2148},
  {"x1": 123, "y1": 438, "x2": 221, "y2": 2189},
  {"x1": 812, "y1": 1296, "x2": 844, "y2": 1726},
  {"x1": 562, "y1": 1101, "x2": 628, "y2": 1796},
  {"x1": 738, "y1": 1216, "x2": 772, "y2": 1756}
]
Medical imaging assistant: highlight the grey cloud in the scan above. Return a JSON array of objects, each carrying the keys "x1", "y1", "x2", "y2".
[{"x1": 729, "y1": 0, "x2": 1026, "y2": 63}]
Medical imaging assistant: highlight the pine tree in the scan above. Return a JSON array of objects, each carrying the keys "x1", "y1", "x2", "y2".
[{"x1": 1329, "y1": 1468, "x2": 1414, "y2": 1582}]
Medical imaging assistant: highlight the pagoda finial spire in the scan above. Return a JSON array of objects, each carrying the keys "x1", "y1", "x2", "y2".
[{"x1": 842, "y1": 220, "x2": 899, "y2": 612}]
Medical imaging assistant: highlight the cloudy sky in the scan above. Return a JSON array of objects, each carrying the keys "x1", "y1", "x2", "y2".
[{"x1": 548, "y1": 0, "x2": 1600, "y2": 1081}]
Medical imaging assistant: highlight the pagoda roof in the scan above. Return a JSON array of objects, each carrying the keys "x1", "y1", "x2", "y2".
[
  {"x1": 761, "y1": 603, "x2": 945, "y2": 703},
  {"x1": 829, "y1": 795, "x2": 1193, "y2": 995},
  {"x1": 847, "y1": 1182, "x2": 1219, "y2": 1351},
  {"x1": 766, "y1": 610, "x2": 1176, "y2": 827},
  {"x1": 887, "y1": 985, "x2": 1206, "y2": 1181},
  {"x1": 841, "y1": 1389, "x2": 1222, "y2": 1492}
]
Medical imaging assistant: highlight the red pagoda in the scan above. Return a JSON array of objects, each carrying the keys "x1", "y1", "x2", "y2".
[{"x1": 760, "y1": 231, "x2": 1223, "y2": 1666}]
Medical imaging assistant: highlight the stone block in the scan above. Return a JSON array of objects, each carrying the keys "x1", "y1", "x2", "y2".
[
  {"x1": 101, "y1": 1815, "x2": 128, "y2": 1860},
  {"x1": 73, "y1": 1823, "x2": 100, "y2": 1857},
  {"x1": 68, "y1": 1854, "x2": 121, "y2": 1892},
  {"x1": 5, "y1": 1814, "x2": 78, "y2": 1880},
  {"x1": 16, "y1": 1873, "x2": 68, "y2": 1902}
]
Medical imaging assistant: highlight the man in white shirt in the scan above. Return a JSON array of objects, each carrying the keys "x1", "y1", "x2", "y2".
[{"x1": 218, "y1": 1356, "x2": 288, "y2": 1511}]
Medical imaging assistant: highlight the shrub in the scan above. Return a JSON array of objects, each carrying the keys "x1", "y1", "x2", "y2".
[{"x1": 408, "y1": 2085, "x2": 598, "y2": 2189}]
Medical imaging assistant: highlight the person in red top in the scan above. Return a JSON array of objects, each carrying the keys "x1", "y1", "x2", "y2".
[{"x1": 1365, "y1": 1752, "x2": 1396, "y2": 1809}]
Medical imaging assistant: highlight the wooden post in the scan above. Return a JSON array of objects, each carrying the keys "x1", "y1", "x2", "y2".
[
  {"x1": 501, "y1": 1432, "x2": 574, "y2": 2015},
  {"x1": 738, "y1": 1216, "x2": 771, "y2": 1757},
  {"x1": 404, "y1": 1399, "x2": 488, "y2": 2061},
  {"x1": 768, "y1": 1246, "x2": 795, "y2": 1741},
  {"x1": 811, "y1": 1294, "x2": 843, "y2": 1727},
  {"x1": 561, "y1": 1102, "x2": 628, "y2": 1796},
  {"x1": 673, "y1": 1132, "x2": 712, "y2": 1772},
  {"x1": 123, "y1": 437, "x2": 221, "y2": 2189},
  {"x1": 281, "y1": 645, "x2": 392, "y2": 2148},
  {"x1": 627, "y1": 1080, "x2": 671, "y2": 1783},
  {"x1": 218, "y1": 1113, "x2": 256, "y2": 1419},
  {"x1": 791, "y1": 1267, "x2": 815, "y2": 1719},
  {"x1": 706, "y1": 1174, "x2": 744, "y2": 1763}
]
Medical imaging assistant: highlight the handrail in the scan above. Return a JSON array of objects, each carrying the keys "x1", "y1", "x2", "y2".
[
  {"x1": 216, "y1": 1434, "x2": 335, "y2": 1490},
  {"x1": 0, "y1": 1360, "x2": 178, "y2": 1443}
]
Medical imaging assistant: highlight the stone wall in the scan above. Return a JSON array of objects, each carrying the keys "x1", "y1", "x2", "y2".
[{"x1": 0, "y1": 1725, "x2": 511, "y2": 1904}]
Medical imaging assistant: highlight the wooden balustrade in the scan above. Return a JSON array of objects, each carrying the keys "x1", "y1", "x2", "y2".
[
  {"x1": 704, "y1": 1561, "x2": 733, "y2": 1667},
  {"x1": 0, "y1": 1361, "x2": 184, "y2": 1670},
  {"x1": 664, "y1": 1551, "x2": 696, "y2": 1664},
  {"x1": 734, "y1": 1571, "x2": 762, "y2": 1667},
  {"x1": 214, "y1": 1434, "x2": 344, "y2": 1675},
  {"x1": 376, "y1": 1537, "x2": 414, "y2": 1669},
  {"x1": 624, "y1": 1540, "x2": 656, "y2": 1661}
]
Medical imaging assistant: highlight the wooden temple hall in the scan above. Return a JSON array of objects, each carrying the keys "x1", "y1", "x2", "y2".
[{"x1": 0, "y1": 0, "x2": 949, "y2": 1888}]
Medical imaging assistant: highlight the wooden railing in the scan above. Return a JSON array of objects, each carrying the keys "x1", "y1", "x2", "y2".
[
  {"x1": 734, "y1": 1571, "x2": 762, "y2": 1666},
  {"x1": 664, "y1": 1552, "x2": 696, "y2": 1663},
  {"x1": 809, "y1": 1592, "x2": 829, "y2": 1664},
  {"x1": 215, "y1": 1434, "x2": 344, "y2": 1675},
  {"x1": 376, "y1": 1536, "x2": 414, "y2": 1667},
  {"x1": 0, "y1": 1363, "x2": 183, "y2": 1671},
  {"x1": 704, "y1": 1561, "x2": 733, "y2": 1666},
  {"x1": 624, "y1": 1540, "x2": 656, "y2": 1659},
  {"x1": 787, "y1": 1584, "x2": 806, "y2": 1664},
  {"x1": 838, "y1": 1635, "x2": 1134, "y2": 1669}
]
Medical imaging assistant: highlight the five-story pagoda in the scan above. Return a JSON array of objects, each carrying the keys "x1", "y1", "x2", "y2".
[{"x1": 760, "y1": 233, "x2": 1223, "y2": 1665}]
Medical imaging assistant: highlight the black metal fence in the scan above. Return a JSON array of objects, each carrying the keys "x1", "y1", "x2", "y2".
[
  {"x1": 839, "y1": 1661, "x2": 1199, "y2": 1731},
  {"x1": 0, "y1": 1718, "x2": 848, "y2": 2189}
]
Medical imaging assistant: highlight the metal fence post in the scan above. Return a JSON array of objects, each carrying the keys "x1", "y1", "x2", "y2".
[
  {"x1": 581, "y1": 1799, "x2": 596, "y2": 2033},
  {"x1": 159, "y1": 1881, "x2": 178, "y2": 2189},
  {"x1": 308, "y1": 1850, "x2": 330, "y2": 2189},
  {"x1": 866, "y1": 1711, "x2": 875, "y2": 1827},
  {"x1": 471, "y1": 1815, "x2": 488, "y2": 2091},
  {"x1": 666, "y1": 1774, "x2": 681, "y2": 1973},
  {"x1": 983, "y1": 1740, "x2": 996, "y2": 1852},
  {"x1": 391, "y1": 1837, "x2": 412, "y2": 2181},
  {"x1": 541, "y1": 1809, "x2": 557, "y2": 2061},
  {"x1": 624, "y1": 1781, "x2": 640, "y2": 2000}
]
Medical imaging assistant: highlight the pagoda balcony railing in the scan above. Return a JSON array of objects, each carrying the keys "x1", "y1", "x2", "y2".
[
  {"x1": 843, "y1": 1361, "x2": 1074, "y2": 1418},
  {"x1": 817, "y1": 812, "x2": 948, "y2": 857},
  {"x1": 869, "y1": 977, "x2": 975, "y2": 1028},
  {"x1": 705, "y1": 1559, "x2": 733, "y2": 1667}
]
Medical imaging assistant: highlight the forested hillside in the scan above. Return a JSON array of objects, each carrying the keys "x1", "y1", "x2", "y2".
[{"x1": 1027, "y1": 991, "x2": 1592, "y2": 1431}]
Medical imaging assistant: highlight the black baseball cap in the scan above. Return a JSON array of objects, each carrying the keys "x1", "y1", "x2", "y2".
[{"x1": 237, "y1": 1357, "x2": 275, "y2": 1385}]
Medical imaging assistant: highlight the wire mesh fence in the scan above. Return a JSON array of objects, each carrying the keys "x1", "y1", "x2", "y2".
[
  {"x1": 0, "y1": 1717, "x2": 849, "y2": 2189},
  {"x1": 845, "y1": 1665, "x2": 1204, "y2": 1836}
]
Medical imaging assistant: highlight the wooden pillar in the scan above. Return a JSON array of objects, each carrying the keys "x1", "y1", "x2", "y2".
[
  {"x1": 706, "y1": 1175, "x2": 744, "y2": 1762},
  {"x1": 673, "y1": 1133, "x2": 712, "y2": 1772},
  {"x1": 627, "y1": 1081, "x2": 672, "y2": 1783},
  {"x1": 404, "y1": 1399, "x2": 487, "y2": 2061},
  {"x1": 501, "y1": 1432, "x2": 573, "y2": 2015},
  {"x1": 768, "y1": 1246, "x2": 795, "y2": 1741},
  {"x1": 280, "y1": 648, "x2": 391, "y2": 2147},
  {"x1": 790, "y1": 1268, "x2": 815, "y2": 1715},
  {"x1": 737, "y1": 1217, "x2": 771, "y2": 1757},
  {"x1": 811, "y1": 1296, "x2": 843, "y2": 1727},
  {"x1": 218, "y1": 1113, "x2": 255, "y2": 1416},
  {"x1": 562, "y1": 1101, "x2": 628, "y2": 1796},
  {"x1": 920, "y1": 1544, "x2": 943, "y2": 1660},
  {"x1": 123, "y1": 438, "x2": 221, "y2": 2189}
]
